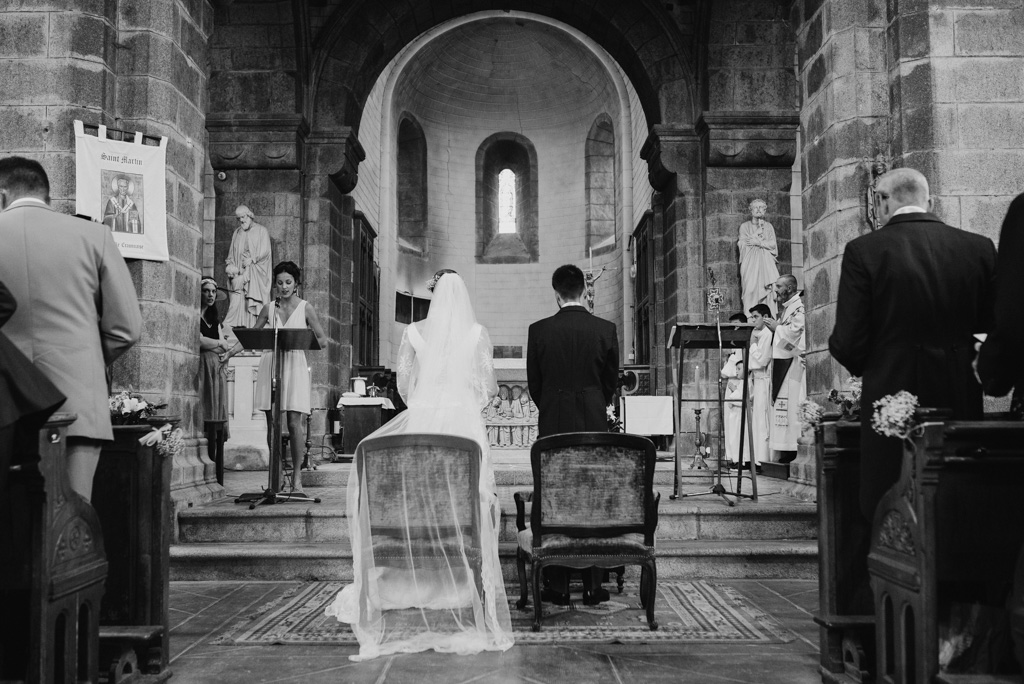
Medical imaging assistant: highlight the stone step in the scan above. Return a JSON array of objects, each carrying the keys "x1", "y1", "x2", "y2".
[
  {"x1": 170, "y1": 539, "x2": 818, "y2": 582},
  {"x1": 177, "y1": 490, "x2": 816, "y2": 545},
  {"x1": 296, "y1": 460, "x2": 727, "y2": 487}
]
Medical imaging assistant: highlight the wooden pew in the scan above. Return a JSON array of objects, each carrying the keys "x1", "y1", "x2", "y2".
[
  {"x1": 92, "y1": 421, "x2": 175, "y2": 684},
  {"x1": 1, "y1": 413, "x2": 107, "y2": 684},
  {"x1": 868, "y1": 420, "x2": 1024, "y2": 684},
  {"x1": 815, "y1": 417, "x2": 876, "y2": 684}
]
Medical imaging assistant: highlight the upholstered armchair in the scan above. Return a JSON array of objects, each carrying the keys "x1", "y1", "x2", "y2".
[
  {"x1": 514, "y1": 432, "x2": 660, "y2": 631},
  {"x1": 353, "y1": 433, "x2": 484, "y2": 603}
]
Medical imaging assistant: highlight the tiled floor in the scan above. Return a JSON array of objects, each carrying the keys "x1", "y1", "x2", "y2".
[{"x1": 168, "y1": 580, "x2": 822, "y2": 683}]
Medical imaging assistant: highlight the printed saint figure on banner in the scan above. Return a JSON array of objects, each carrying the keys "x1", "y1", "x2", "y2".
[{"x1": 101, "y1": 173, "x2": 144, "y2": 234}]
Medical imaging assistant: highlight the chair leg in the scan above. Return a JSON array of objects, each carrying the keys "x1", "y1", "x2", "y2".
[
  {"x1": 516, "y1": 549, "x2": 529, "y2": 611},
  {"x1": 616, "y1": 568, "x2": 625, "y2": 594},
  {"x1": 532, "y1": 561, "x2": 543, "y2": 632},
  {"x1": 643, "y1": 562, "x2": 658, "y2": 631}
]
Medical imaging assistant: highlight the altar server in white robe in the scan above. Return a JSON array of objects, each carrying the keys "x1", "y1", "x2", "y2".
[
  {"x1": 747, "y1": 303, "x2": 774, "y2": 466},
  {"x1": 721, "y1": 350, "x2": 749, "y2": 466},
  {"x1": 765, "y1": 275, "x2": 806, "y2": 455}
]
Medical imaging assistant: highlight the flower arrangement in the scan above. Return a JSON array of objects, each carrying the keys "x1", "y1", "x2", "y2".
[
  {"x1": 828, "y1": 377, "x2": 862, "y2": 419},
  {"x1": 871, "y1": 390, "x2": 921, "y2": 441},
  {"x1": 109, "y1": 390, "x2": 167, "y2": 425},
  {"x1": 138, "y1": 423, "x2": 184, "y2": 457},
  {"x1": 798, "y1": 399, "x2": 826, "y2": 429},
  {"x1": 606, "y1": 404, "x2": 623, "y2": 433}
]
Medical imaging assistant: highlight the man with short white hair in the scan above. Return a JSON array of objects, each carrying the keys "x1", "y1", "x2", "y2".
[{"x1": 829, "y1": 167, "x2": 997, "y2": 519}]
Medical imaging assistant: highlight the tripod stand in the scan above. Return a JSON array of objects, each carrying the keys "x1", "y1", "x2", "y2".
[{"x1": 667, "y1": 317, "x2": 759, "y2": 506}]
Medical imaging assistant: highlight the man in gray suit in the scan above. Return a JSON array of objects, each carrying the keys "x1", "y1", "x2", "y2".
[{"x1": 0, "y1": 157, "x2": 142, "y2": 503}]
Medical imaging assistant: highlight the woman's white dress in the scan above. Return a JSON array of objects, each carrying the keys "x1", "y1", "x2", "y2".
[
  {"x1": 254, "y1": 299, "x2": 311, "y2": 414},
  {"x1": 325, "y1": 316, "x2": 514, "y2": 660}
]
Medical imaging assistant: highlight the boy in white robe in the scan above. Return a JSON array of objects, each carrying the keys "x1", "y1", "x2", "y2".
[
  {"x1": 747, "y1": 303, "x2": 774, "y2": 466},
  {"x1": 721, "y1": 350, "x2": 749, "y2": 467}
]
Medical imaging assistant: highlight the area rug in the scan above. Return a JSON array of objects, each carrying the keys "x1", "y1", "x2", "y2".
[{"x1": 214, "y1": 580, "x2": 794, "y2": 645}]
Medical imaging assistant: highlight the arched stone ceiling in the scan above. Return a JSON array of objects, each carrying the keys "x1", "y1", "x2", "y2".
[
  {"x1": 310, "y1": 0, "x2": 696, "y2": 133},
  {"x1": 392, "y1": 18, "x2": 619, "y2": 130}
]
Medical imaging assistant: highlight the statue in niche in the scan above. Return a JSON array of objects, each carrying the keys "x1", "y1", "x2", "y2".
[
  {"x1": 738, "y1": 199, "x2": 780, "y2": 318},
  {"x1": 865, "y1": 155, "x2": 890, "y2": 231},
  {"x1": 223, "y1": 204, "x2": 273, "y2": 329}
]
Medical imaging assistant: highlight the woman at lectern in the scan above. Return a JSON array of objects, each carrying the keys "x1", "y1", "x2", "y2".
[{"x1": 252, "y1": 261, "x2": 327, "y2": 492}]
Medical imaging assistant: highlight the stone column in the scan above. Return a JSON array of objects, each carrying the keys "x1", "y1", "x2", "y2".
[
  {"x1": 641, "y1": 125, "x2": 707, "y2": 438},
  {"x1": 111, "y1": 0, "x2": 219, "y2": 512},
  {"x1": 791, "y1": 0, "x2": 889, "y2": 500},
  {"x1": 304, "y1": 128, "x2": 366, "y2": 433}
]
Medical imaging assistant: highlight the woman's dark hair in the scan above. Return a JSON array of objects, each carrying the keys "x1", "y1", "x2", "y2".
[
  {"x1": 552, "y1": 264, "x2": 585, "y2": 300},
  {"x1": 273, "y1": 261, "x2": 301, "y2": 283},
  {"x1": 200, "y1": 277, "x2": 220, "y2": 325}
]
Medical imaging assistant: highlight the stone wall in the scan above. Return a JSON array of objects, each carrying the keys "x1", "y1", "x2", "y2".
[{"x1": 795, "y1": 0, "x2": 889, "y2": 403}]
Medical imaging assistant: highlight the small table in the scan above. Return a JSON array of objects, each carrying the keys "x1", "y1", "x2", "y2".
[{"x1": 338, "y1": 397, "x2": 396, "y2": 454}]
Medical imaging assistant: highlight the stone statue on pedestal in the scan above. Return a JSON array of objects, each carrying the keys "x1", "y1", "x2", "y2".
[
  {"x1": 223, "y1": 205, "x2": 272, "y2": 328},
  {"x1": 738, "y1": 199, "x2": 780, "y2": 318}
]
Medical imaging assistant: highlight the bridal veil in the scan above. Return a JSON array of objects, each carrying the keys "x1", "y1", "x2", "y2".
[{"x1": 325, "y1": 272, "x2": 514, "y2": 660}]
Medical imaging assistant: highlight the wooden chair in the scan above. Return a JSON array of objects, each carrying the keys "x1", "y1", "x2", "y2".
[
  {"x1": 515, "y1": 432, "x2": 660, "y2": 632},
  {"x1": 353, "y1": 433, "x2": 485, "y2": 604}
]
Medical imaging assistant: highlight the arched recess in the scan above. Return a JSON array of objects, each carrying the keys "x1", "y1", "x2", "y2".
[
  {"x1": 586, "y1": 114, "x2": 617, "y2": 256},
  {"x1": 309, "y1": 1, "x2": 697, "y2": 137},
  {"x1": 396, "y1": 113, "x2": 427, "y2": 256},
  {"x1": 476, "y1": 132, "x2": 538, "y2": 264}
]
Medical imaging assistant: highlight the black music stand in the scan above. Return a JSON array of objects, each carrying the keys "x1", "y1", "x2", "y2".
[
  {"x1": 231, "y1": 328, "x2": 322, "y2": 508},
  {"x1": 667, "y1": 321, "x2": 758, "y2": 505}
]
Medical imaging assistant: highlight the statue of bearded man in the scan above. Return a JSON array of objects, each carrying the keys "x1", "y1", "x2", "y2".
[
  {"x1": 223, "y1": 205, "x2": 272, "y2": 328},
  {"x1": 738, "y1": 199, "x2": 780, "y2": 318}
]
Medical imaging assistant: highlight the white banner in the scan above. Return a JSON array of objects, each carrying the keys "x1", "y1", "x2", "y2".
[{"x1": 74, "y1": 120, "x2": 168, "y2": 262}]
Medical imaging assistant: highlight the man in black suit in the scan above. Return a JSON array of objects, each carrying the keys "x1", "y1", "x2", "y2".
[
  {"x1": 527, "y1": 264, "x2": 619, "y2": 604},
  {"x1": 527, "y1": 264, "x2": 619, "y2": 438},
  {"x1": 829, "y1": 167, "x2": 997, "y2": 520}
]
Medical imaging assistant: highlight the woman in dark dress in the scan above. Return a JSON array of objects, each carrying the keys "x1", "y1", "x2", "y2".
[{"x1": 199, "y1": 278, "x2": 238, "y2": 484}]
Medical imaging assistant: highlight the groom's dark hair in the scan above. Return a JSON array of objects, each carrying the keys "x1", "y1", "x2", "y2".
[{"x1": 552, "y1": 264, "x2": 585, "y2": 300}]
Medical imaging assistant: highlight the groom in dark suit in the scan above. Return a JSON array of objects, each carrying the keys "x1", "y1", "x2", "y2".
[
  {"x1": 829, "y1": 167, "x2": 997, "y2": 521},
  {"x1": 527, "y1": 264, "x2": 619, "y2": 605},
  {"x1": 527, "y1": 264, "x2": 619, "y2": 438}
]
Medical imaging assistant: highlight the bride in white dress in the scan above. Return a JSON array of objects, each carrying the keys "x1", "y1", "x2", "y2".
[{"x1": 325, "y1": 269, "x2": 514, "y2": 660}]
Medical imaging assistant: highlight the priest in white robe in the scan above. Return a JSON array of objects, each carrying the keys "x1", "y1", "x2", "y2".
[
  {"x1": 747, "y1": 303, "x2": 774, "y2": 466},
  {"x1": 765, "y1": 275, "x2": 806, "y2": 455},
  {"x1": 224, "y1": 205, "x2": 273, "y2": 328},
  {"x1": 738, "y1": 199, "x2": 781, "y2": 318}
]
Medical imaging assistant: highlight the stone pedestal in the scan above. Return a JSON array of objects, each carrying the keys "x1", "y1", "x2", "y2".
[
  {"x1": 781, "y1": 432, "x2": 817, "y2": 502},
  {"x1": 224, "y1": 352, "x2": 269, "y2": 470}
]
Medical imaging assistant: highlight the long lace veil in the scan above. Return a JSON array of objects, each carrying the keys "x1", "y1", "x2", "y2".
[{"x1": 325, "y1": 271, "x2": 512, "y2": 660}]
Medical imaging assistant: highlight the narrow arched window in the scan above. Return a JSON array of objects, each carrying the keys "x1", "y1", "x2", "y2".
[
  {"x1": 498, "y1": 169, "x2": 517, "y2": 234},
  {"x1": 475, "y1": 132, "x2": 538, "y2": 264}
]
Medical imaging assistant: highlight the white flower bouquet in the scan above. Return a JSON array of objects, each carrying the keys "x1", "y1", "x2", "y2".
[
  {"x1": 798, "y1": 399, "x2": 826, "y2": 428},
  {"x1": 871, "y1": 390, "x2": 920, "y2": 440},
  {"x1": 109, "y1": 390, "x2": 167, "y2": 425}
]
